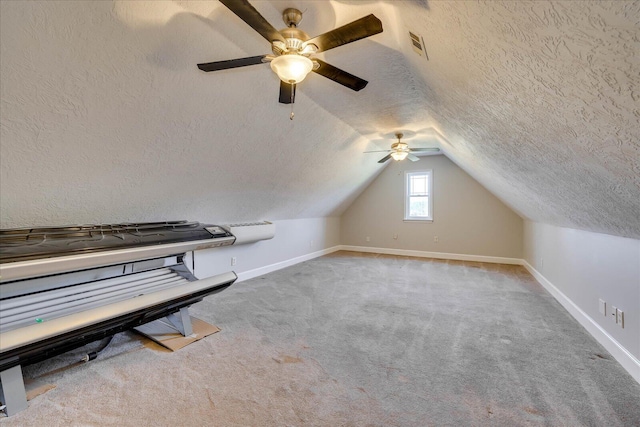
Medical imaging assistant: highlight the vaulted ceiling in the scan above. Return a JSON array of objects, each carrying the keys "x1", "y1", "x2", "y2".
[{"x1": 1, "y1": 1, "x2": 638, "y2": 239}]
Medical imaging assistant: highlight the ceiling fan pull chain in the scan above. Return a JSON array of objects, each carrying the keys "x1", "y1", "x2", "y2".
[{"x1": 290, "y1": 80, "x2": 295, "y2": 120}]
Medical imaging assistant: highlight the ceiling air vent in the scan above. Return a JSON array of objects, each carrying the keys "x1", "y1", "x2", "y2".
[{"x1": 409, "y1": 31, "x2": 429, "y2": 60}]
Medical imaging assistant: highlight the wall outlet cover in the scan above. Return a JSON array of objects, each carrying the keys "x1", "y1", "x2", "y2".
[{"x1": 617, "y1": 309, "x2": 624, "y2": 328}]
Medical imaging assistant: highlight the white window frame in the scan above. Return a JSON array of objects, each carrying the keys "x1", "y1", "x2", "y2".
[{"x1": 404, "y1": 170, "x2": 433, "y2": 221}]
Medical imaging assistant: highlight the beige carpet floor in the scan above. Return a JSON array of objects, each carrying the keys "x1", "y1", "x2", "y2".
[{"x1": 1, "y1": 251, "x2": 639, "y2": 426}]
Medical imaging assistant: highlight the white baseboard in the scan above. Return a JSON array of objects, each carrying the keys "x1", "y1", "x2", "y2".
[
  {"x1": 339, "y1": 245, "x2": 522, "y2": 265},
  {"x1": 522, "y1": 261, "x2": 640, "y2": 384},
  {"x1": 236, "y1": 245, "x2": 342, "y2": 282},
  {"x1": 340, "y1": 246, "x2": 639, "y2": 383}
]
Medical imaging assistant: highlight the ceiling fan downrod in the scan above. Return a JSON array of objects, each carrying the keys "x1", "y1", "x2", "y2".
[{"x1": 282, "y1": 8, "x2": 303, "y2": 28}]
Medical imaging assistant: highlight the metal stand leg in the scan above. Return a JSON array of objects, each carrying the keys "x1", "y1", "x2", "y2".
[
  {"x1": 166, "y1": 307, "x2": 193, "y2": 336},
  {"x1": 0, "y1": 365, "x2": 28, "y2": 416}
]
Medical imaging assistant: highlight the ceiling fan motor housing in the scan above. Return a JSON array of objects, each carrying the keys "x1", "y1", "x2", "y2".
[
  {"x1": 392, "y1": 142, "x2": 409, "y2": 152},
  {"x1": 277, "y1": 27, "x2": 309, "y2": 52}
]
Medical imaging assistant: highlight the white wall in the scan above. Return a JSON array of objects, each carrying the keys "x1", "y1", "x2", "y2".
[
  {"x1": 194, "y1": 217, "x2": 340, "y2": 281},
  {"x1": 341, "y1": 155, "x2": 523, "y2": 260},
  {"x1": 523, "y1": 221, "x2": 640, "y2": 381}
]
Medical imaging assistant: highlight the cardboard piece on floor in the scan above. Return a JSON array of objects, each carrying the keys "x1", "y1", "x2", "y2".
[
  {"x1": 25, "y1": 383, "x2": 56, "y2": 401},
  {"x1": 133, "y1": 316, "x2": 220, "y2": 352}
]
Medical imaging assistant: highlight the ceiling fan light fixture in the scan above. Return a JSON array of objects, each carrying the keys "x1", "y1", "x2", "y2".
[
  {"x1": 270, "y1": 54, "x2": 313, "y2": 84},
  {"x1": 391, "y1": 151, "x2": 409, "y2": 161}
]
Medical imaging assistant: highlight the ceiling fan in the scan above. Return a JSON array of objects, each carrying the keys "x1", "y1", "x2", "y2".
[
  {"x1": 365, "y1": 132, "x2": 440, "y2": 163},
  {"x1": 197, "y1": 0, "x2": 383, "y2": 108}
]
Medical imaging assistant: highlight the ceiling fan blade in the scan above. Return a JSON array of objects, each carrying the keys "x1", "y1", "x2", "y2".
[
  {"x1": 409, "y1": 147, "x2": 440, "y2": 152},
  {"x1": 363, "y1": 150, "x2": 392, "y2": 153},
  {"x1": 378, "y1": 153, "x2": 392, "y2": 164},
  {"x1": 279, "y1": 81, "x2": 296, "y2": 104},
  {"x1": 219, "y1": 0, "x2": 285, "y2": 43},
  {"x1": 304, "y1": 14, "x2": 383, "y2": 53},
  {"x1": 313, "y1": 59, "x2": 368, "y2": 91},
  {"x1": 197, "y1": 55, "x2": 267, "y2": 72},
  {"x1": 407, "y1": 153, "x2": 420, "y2": 162}
]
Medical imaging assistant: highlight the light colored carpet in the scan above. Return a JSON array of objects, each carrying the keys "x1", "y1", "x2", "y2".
[{"x1": 2, "y1": 251, "x2": 639, "y2": 426}]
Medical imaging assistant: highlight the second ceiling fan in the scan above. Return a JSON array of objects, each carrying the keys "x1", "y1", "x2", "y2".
[
  {"x1": 365, "y1": 132, "x2": 440, "y2": 163},
  {"x1": 198, "y1": 0, "x2": 383, "y2": 107}
]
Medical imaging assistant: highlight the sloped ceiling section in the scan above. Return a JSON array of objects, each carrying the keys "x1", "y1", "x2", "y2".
[
  {"x1": 1, "y1": 1, "x2": 639, "y2": 240},
  {"x1": 390, "y1": 1, "x2": 640, "y2": 239},
  {"x1": 0, "y1": 0, "x2": 391, "y2": 226}
]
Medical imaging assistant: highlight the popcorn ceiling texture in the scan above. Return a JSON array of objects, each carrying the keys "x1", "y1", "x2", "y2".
[
  {"x1": 393, "y1": 1, "x2": 640, "y2": 238},
  {"x1": 1, "y1": 1, "x2": 638, "y2": 239}
]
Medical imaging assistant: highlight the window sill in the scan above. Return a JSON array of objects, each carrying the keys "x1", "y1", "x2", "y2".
[{"x1": 403, "y1": 219, "x2": 433, "y2": 223}]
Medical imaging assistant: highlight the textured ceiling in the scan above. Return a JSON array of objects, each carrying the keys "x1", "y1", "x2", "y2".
[
  {"x1": 393, "y1": 1, "x2": 640, "y2": 239},
  {"x1": 1, "y1": 1, "x2": 638, "y2": 239}
]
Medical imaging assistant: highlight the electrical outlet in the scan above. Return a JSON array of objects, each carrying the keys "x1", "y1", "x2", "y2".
[
  {"x1": 393, "y1": 234, "x2": 398, "y2": 240},
  {"x1": 366, "y1": 236, "x2": 370, "y2": 242},
  {"x1": 310, "y1": 240, "x2": 314, "y2": 247},
  {"x1": 540, "y1": 258, "x2": 544, "y2": 269},
  {"x1": 434, "y1": 236, "x2": 439, "y2": 243},
  {"x1": 231, "y1": 257, "x2": 236, "y2": 266},
  {"x1": 617, "y1": 309, "x2": 624, "y2": 328},
  {"x1": 611, "y1": 306, "x2": 617, "y2": 323},
  {"x1": 599, "y1": 299, "x2": 606, "y2": 316}
]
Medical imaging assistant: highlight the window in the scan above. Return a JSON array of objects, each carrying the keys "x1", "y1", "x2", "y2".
[{"x1": 405, "y1": 170, "x2": 433, "y2": 221}]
